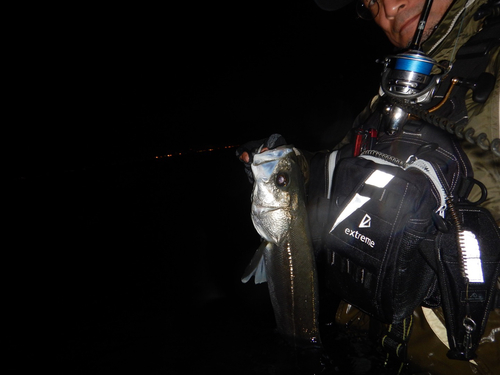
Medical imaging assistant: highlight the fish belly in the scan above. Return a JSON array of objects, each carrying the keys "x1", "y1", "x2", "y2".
[{"x1": 263, "y1": 214, "x2": 321, "y2": 348}]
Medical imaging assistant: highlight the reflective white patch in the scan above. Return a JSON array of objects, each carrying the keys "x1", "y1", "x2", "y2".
[
  {"x1": 462, "y1": 230, "x2": 484, "y2": 283},
  {"x1": 330, "y1": 193, "x2": 370, "y2": 232},
  {"x1": 329, "y1": 170, "x2": 392, "y2": 232},
  {"x1": 365, "y1": 170, "x2": 394, "y2": 188}
]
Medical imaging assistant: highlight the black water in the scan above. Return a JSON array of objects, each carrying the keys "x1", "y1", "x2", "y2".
[{"x1": 7, "y1": 149, "x2": 395, "y2": 374}]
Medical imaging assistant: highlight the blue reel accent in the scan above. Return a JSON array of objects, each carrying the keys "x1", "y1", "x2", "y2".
[{"x1": 394, "y1": 57, "x2": 433, "y2": 75}]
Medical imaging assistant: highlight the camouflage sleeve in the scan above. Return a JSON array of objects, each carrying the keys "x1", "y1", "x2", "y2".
[{"x1": 462, "y1": 46, "x2": 500, "y2": 224}]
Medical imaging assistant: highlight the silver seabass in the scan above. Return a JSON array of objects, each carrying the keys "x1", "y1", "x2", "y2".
[{"x1": 242, "y1": 146, "x2": 321, "y2": 348}]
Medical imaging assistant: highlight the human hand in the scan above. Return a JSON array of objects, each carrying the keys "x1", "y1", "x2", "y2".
[{"x1": 235, "y1": 134, "x2": 287, "y2": 183}]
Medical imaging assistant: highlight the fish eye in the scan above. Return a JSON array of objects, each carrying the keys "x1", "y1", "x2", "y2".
[{"x1": 276, "y1": 172, "x2": 289, "y2": 187}]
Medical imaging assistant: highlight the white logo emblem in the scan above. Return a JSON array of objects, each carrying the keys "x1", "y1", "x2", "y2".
[{"x1": 359, "y1": 214, "x2": 371, "y2": 228}]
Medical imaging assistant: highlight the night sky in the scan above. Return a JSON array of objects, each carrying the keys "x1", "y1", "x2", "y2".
[{"x1": 9, "y1": 1, "x2": 393, "y2": 176}]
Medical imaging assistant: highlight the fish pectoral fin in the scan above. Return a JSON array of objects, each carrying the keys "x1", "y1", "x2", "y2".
[
  {"x1": 241, "y1": 241, "x2": 272, "y2": 284},
  {"x1": 253, "y1": 252, "x2": 267, "y2": 284}
]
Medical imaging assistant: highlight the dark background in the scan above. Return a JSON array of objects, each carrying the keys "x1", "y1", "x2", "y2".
[{"x1": 7, "y1": 1, "x2": 393, "y2": 373}]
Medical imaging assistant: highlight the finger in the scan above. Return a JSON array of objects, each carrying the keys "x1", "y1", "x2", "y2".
[{"x1": 239, "y1": 151, "x2": 250, "y2": 163}]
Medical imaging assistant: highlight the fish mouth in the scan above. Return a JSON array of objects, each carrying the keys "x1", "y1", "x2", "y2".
[
  {"x1": 252, "y1": 146, "x2": 294, "y2": 166},
  {"x1": 252, "y1": 205, "x2": 286, "y2": 216}
]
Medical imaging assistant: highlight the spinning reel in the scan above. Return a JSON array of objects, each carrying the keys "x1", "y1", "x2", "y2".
[{"x1": 378, "y1": 0, "x2": 447, "y2": 133}]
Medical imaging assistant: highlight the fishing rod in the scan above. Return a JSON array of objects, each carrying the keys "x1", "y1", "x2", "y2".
[{"x1": 410, "y1": 0, "x2": 434, "y2": 51}]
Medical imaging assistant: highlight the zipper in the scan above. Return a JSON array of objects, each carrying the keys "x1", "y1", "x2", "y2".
[
  {"x1": 359, "y1": 150, "x2": 448, "y2": 218},
  {"x1": 360, "y1": 150, "x2": 406, "y2": 168}
]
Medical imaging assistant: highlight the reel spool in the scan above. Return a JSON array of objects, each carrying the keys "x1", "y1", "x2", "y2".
[{"x1": 380, "y1": 51, "x2": 444, "y2": 103}]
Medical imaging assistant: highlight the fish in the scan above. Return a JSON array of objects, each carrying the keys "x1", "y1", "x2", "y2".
[{"x1": 241, "y1": 145, "x2": 321, "y2": 348}]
